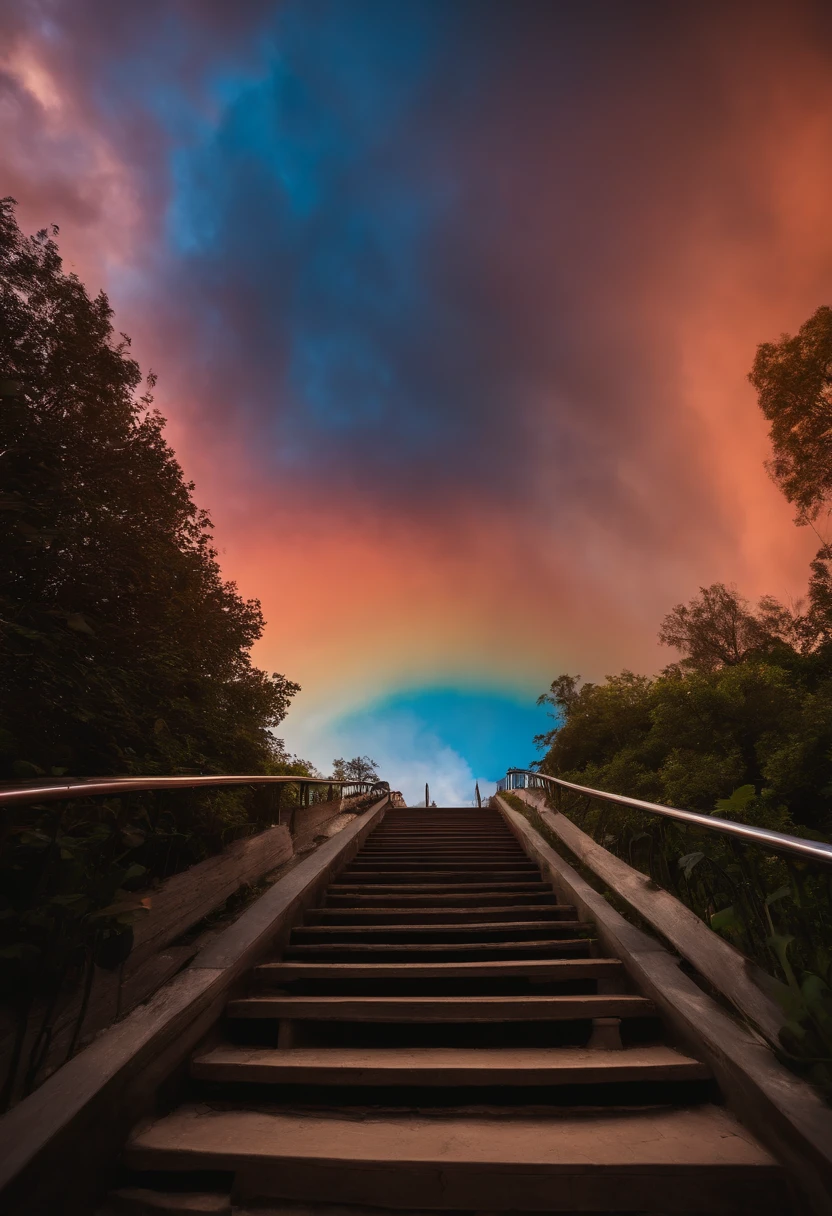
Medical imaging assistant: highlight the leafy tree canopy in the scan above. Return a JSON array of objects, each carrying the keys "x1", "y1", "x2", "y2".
[
  {"x1": 537, "y1": 581, "x2": 832, "y2": 834},
  {"x1": 0, "y1": 198, "x2": 299, "y2": 779},
  {"x1": 749, "y1": 304, "x2": 832, "y2": 526},
  {"x1": 332, "y1": 755, "x2": 380, "y2": 782}
]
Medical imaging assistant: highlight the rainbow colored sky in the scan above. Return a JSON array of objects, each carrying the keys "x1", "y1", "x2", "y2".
[{"x1": 4, "y1": 1, "x2": 832, "y2": 802}]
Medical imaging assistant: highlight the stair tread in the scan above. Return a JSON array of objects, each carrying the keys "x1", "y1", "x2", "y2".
[
  {"x1": 227, "y1": 994, "x2": 654, "y2": 1019},
  {"x1": 325, "y1": 885, "x2": 552, "y2": 894},
  {"x1": 306, "y1": 906, "x2": 573, "y2": 922},
  {"x1": 293, "y1": 920, "x2": 590, "y2": 936},
  {"x1": 284, "y1": 938, "x2": 593, "y2": 955},
  {"x1": 126, "y1": 1103, "x2": 778, "y2": 1170},
  {"x1": 192, "y1": 1043, "x2": 711, "y2": 1084},
  {"x1": 255, "y1": 958, "x2": 623, "y2": 979}
]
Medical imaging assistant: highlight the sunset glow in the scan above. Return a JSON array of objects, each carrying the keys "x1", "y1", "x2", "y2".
[{"x1": 4, "y1": 1, "x2": 831, "y2": 799}]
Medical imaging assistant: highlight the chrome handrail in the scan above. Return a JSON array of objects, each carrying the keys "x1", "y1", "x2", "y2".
[
  {"x1": 0, "y1": 774, "x2": 389, "y2": 808},
  {"x1": 498, "y1": 768, "x2": 832, "y2": 868}
]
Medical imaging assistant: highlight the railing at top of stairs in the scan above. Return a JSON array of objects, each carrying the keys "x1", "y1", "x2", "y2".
[
  {"x1": 0, "y1": 772, "x2": 389, "y2": 808},
  {"x1": 498, "y1": 768, "x2": 832, "y2": 867}
]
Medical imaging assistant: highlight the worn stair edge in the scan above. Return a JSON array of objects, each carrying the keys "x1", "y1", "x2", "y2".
[
  {"x1": 191, "y1": 1043, "x2": 712, "y2": 1086},
  {"x1": 303, "y1": 905, "x2": 576, "y2": 923},
  {"x1": 496, "y1": 796, "x2": 832, "y2": 1216},
  {"x1": 283, "y1": 937, "x2": 594, "y2": 956},
  {"x1": 0, "y1": 796, "x2": 393, "y2": 1216},
  {"x1": 326, "y1": 885, "x2": 554, "y2": 898},
  {"x1": 254, "y1": 957, "x2": 623, "y2": 981},
  {"x1": 123, "y1": 1104, "x2": 787, "y2": 1213},
  {"x1": 291, "y1": 919, "x2": 592, "y2": 938}
]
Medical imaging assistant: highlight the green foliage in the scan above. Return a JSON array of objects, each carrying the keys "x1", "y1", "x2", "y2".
[
  {"x1": 332, "y1": 755, "x2": 380, "y2": 782},
  {"x1": 535, "y1": 578, "x2": 832, "y2": 1094},
  {"x1": 749, "y1": 304, "x2": 832, "y2": 526},
  {"x1": 538, "y1": 594, "x2": 832, "y2": 834},
  {"x1": 0, "y1": 199, "x2": 316, "y2": 1103},
  {"x1": 0, "y1": 197, "x2": 299, "y2": 781}
]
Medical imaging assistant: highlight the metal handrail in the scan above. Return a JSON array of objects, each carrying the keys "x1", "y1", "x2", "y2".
[
  {"x1": 0, "y1": 774, "x2": 389, "y2": 808},
  {"x1": 498, "y1": 768, "x2": 832, "y2": 868}
]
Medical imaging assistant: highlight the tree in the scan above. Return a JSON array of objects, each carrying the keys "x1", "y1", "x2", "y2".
[
  {"x1": 0, "y1": 198, "x2": 299, "y2": 780},
  {"x1": 749, "y1": 304, "x2": 832, "y2": 526},
  {"x1": 534, "y1": 674, "x2": 585, "y2": 750},
  {"x1": 332, "y1": 755, "x2": 380, "y2": 782},
  {"x1": 657, "y1": 583, "x2": 796, "y2": 671}
]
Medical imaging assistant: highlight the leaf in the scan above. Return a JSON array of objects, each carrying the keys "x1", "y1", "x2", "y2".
[
  {"x1": 122, "y1": 863, "x2": 147, "y2": 884},
  {"x1": 779, "y1": 1018, "x2": 808, "y2": 1044},
  {"x1": 12, "y1": 760, "x2": 45, "y2": 779},
  {"x1": 710, "y1": 905, "x2": 743, "y2": 935},
  {"x1": 714, "y1": 784, "x2": 756, "y2": 818},
  {"x1": 120, "y1": 827, "x2": 146, "y2": 848},
  {"x1": 678, "y1": 851, "x2": 704, "y2": 878},
  {"x1": 19, "y1": 828, "x2": 51, "y2": 847},
  {"x1": 49, "y1": 893, "x2": 88, "y2": 908},
  {"x1": 801, "y1": 973, "x2": 831, "y2": 1018},
  {"x1": 767, "y1": 932, "x2": 799, "y2": 992},
  {"x1": 66, "y1": 613, "x2": 95, "y2": 635},
  {"x1": 765, "y1": 885, "x2": 791, "y2": 906}
]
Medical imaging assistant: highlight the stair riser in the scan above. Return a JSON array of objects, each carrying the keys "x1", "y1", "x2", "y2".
[
  {"x1": 304, "y1": 908, "x2": 576, "y2": 925},
  {"x1": 291, "y1": 926, "x2": 590, "y2": 944},
  {"x1": 227, "y1": 997, "x2": 655, "y2": 1021},
  {"x1": 325, "y1": 893, "x2": 558, "y2": 908},
  {"x1": 191, "y1": 1063, "x2": 709, "y2": 1087},
  {"x1": 337, "y1": 872, "x2": 540, "y2": 884},
  {"x1": 283, "y1": 942, "x2": 595, "y2": 960},
  {"x1": 325, "y1": 890, "x2": 552, "y2": 899},
  {"x1": 346, "y1": 862, "x2": 538, "y2": 871},
  {"x1": 254, "y1": 959, "x2": 623, "y2": 982}
]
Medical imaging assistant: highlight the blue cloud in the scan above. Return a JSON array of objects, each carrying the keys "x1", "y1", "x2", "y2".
[{"x1": 328, "y1": 685, "x2": 552, "y2": 782}]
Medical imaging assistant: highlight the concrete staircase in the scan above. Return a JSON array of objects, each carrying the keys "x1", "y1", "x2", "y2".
[{"x1": 105, "y1": 807, "x2": 790, "y2": 1214}]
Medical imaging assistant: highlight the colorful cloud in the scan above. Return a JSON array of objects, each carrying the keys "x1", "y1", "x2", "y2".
[{"x1": 2, "y1": 1, "x2": 831, "y2": 799}]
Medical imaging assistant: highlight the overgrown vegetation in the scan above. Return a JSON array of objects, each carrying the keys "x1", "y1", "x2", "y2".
[
  {"x1": 0, "y1": 201, "x2": 322, "y2": 1104},
  {"x1": 332, "y1": 755, "x2": 380, "y2": 782},
  {"x1": 534, "y1": 304, "x2": 832, "y2": 1092},
  {"x1": 0, "y1": 197, "x2": 300, "y2": 786}
]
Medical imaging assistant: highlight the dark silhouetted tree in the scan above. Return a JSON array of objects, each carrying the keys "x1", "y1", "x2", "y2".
[
  {"x1": 0, "y1": 198, "x2": 298, "y2": 779},
  {"x1": 332, "y1": 756, "x2": 380, "y2": 782},
  {"x1": 749, "y1": 304, "x2": 832, "y2": 526}
]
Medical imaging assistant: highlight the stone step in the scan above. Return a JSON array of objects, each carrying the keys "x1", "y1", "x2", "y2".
[
  {"x1": 226, "y1": 993, "x2": 654, "y2": 1021},
  {"x1": 253, "y1": 958, "x2": 624, "y2": 984},
  {"x1": 283, "y1": 938, "x2": 594, "y2": 959},
  {"x1": 290, "y1": 921, "x2": 592, "y2": 943},
  {"x1": 124, "y1": 1105, "x2": 786, "y2": 1212},
  {"x1": 303, "y1": 905, "x2": 576, "y2": 925},
  {"x1": 191, "y1": 1044, "x2": 711, "y2": 1087}
]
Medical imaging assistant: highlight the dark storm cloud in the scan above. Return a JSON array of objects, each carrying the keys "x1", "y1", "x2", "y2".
[{"x1": 4, "y1": 0, "x2": 832, "y2": 559}]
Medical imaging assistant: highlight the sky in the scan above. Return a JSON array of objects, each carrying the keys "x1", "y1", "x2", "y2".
[{"x1": 3, "y1": 0, "x2": 832, "y2": 803}]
